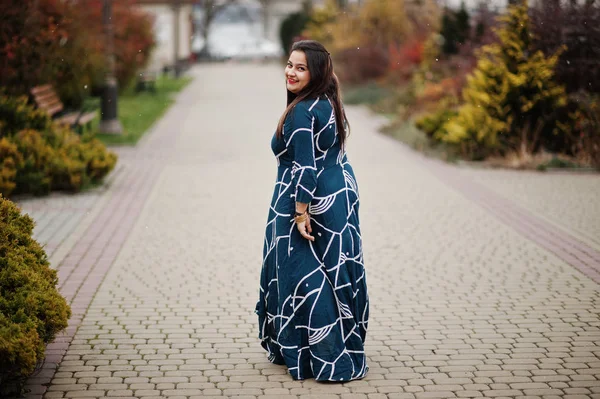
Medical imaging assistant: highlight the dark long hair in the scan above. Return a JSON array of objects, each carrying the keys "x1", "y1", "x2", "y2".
[{"x1": 276, "y1": 40, "x2": 349, "y2": 148}]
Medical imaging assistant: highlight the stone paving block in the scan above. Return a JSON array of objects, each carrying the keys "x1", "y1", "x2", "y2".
[
  {"x1": 456, "y1": 391, "x2": 484, "y2": 398},
  {"x1": 64, "y1": 391, "x2": 105, "y2": 398},
  {"x1": 105, "y1": 391, "x2": 132, "y2": 397},
  {"x1": 415, "y1": 392, "x2": 457, "y2": 398},
  {"x1": 423, "y1": 384, "x2": 466, "y2": 392},
  {"x1": 482, "y1": 390, "x2": 523, "y2": 397},
  {"x1": 243, "y1": 382, "x2": 282, "y2": 388},
  {"x1": 161, "y1": 389, "x2": 204, "y2": 396},
  {"x1": 199, "y1": 390, "x2": 223, "y2": 396},
  {"x1": 510, "y1": 383, "x2": 550, "y2": 390},
  {"x1": 301, "y1": 395, "x2": 346, "y2": 399}
]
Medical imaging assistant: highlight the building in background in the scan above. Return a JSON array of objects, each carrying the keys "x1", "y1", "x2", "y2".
[
  {"x1": 192, "y1": 0, "x2": 328, "y2": 61},
  {"x1": 137, "y1": 0, "x2": 194, "y2": 74}
]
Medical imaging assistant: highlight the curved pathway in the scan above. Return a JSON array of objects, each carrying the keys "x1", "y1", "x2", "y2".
[{"x1": 16, "y1": 63, "x2": 600, "y2": 399}]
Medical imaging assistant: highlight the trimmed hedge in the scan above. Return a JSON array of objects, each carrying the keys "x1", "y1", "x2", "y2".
[
  {"x1": 0, "y1": 138, "x2": 22, "y2": 196},
  {"x1": 0, "y1": 195, "x2": 71, "y2": 396},
  {"x1": 0, "y1": 93, "x2": 118, "y2": 197}
]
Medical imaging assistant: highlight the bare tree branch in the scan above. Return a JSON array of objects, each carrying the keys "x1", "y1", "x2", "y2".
[{"x1": 197, "y1": 0, "x2": 237, "y2": 42}]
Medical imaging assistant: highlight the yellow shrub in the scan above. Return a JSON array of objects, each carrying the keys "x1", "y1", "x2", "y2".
[
  {"x1": 0, "y1": 94, "x2": 118, "y2": 196},
  {"x1": 429, "y1": 2, "x2": 567, "y2": 159},
  {"x1": 0, "y1": 137, "x2": 22, "y2": 197},
  {"x1": 303, "y1": 0, "x2": 340, "y2": 47},
  {"x1": 82, "y1": 139, "x2": 118, "y2": 182},
  {"x1": 14, "y1": 129, "x2": 55, "y2": 196},
  {"x1": 45, "y1": 127, "x2": 117, "y2": 191},
  {"x1": 0, "y1": 195, "x2": 71, "y2": 396}
]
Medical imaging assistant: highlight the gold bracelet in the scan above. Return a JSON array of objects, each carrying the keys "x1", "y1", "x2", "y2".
[{"x1": 294, "y1": 212, "x2": 308, "y2": 224}]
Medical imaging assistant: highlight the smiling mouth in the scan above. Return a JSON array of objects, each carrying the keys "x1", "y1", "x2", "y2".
[{"x1": 287, "y1": 79, "x2": 297, "y2": 84}]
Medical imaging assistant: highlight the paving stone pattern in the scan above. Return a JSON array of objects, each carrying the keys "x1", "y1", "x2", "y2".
[
  {"x1": 458, "y1": 169, "x2": 600, "y2": 251},
  {"x1": 417, "y1": 158, "x2": 600, "y2": 284},
  {"x1": 16, "y1": 177, "x2": 115, "y2": 268},
  {"x1": 15, "y1": 64, "x2": 600, "y2": 399}
]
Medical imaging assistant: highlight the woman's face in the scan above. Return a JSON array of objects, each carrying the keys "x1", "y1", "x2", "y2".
[{"x1": 285, "y1": 50, "x2": 311, "y2": 94}]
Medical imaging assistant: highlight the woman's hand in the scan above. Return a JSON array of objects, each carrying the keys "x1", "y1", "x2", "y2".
[
  {"x1": 296, "y1": 215, "x2": 314, "y2": 241},
  {"x1": 294, "y1": 204, "x2": 315, "y2": 241}
]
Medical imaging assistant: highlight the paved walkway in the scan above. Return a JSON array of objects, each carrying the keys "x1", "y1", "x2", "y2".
[{"x1": 16, "y1": 63, "x2": 600, "y2": 399}]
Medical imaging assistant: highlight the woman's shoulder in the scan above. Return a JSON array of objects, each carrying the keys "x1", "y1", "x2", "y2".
[{"x1": 295, "y1": 96, "x2": 332, "y2": 113}]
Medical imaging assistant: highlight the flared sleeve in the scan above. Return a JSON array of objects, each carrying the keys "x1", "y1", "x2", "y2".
[{"x1": 283, "y1": 102, "x2": 317, "y2": 204}]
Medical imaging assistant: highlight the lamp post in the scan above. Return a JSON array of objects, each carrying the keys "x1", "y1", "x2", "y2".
[
  {"x1": 172, "y1": 0, "x2": 182, "y2": 77},
  {"x1": 99, "y1": 0, "x2": 123, "y2": 134}
]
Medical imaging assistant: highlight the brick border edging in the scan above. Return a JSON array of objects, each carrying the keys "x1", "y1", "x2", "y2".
[
  {"x1": 20, "y1": 78, "x2": 196, "y2": 398},
  {"x1": 416, "y1": 153, "x2": 600, "y2": 284},
  {"x1": 22, "y1": 163, "x2": 162, "y2": 398}
]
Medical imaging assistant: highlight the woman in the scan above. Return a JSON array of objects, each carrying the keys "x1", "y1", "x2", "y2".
[{"x1": 256, "y1": 40, "x2": 369, "y2": 381}]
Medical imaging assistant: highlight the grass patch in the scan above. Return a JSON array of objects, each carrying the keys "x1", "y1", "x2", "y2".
[
  {"x1": 537, "y1": 156, "x2": 582, "y2": 171},
  {"x1": 483, "y1": 151, "x2": 592, "y2": 171},
  {"x1": 380, "y1": 118, "x2": 460, "y2": 162},
  {"x1": 343, "y1": 82, "x2": 396, "y2": 107},
  {"x1": 90, "y1": 75, "x2": 192, "y2": 146}
]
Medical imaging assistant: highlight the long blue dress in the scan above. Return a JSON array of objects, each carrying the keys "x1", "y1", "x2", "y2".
[{"x1": 256, "y1": 96, "x2": 369, "y2": 381}]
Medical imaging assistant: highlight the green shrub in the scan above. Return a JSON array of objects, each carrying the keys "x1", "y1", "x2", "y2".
[
  {"x1": 280, "y1": 10, "x2": 311, "y2": 54},
  {"x1": 415, "y1": 108, "x2": 458, "y2": 138},
  {"x1": 568, "y1": 93, "x2": 600, "y2": 168},
  {"x1": 435, "y1": 1, "x2": 568, "y2": 159},
  {"x1": 13, "y1": 129, "x2": 55, "y2": 196},
  {"x1": 9, "y1": 128, "x2": 119, "y2": 195},
  {"x1": 48, "y1": 128, "x2": 118, "y2": 190},
  {"x1": 0, "y1": 137, "x2": 22, "y2": 197},
  {"x1": 81, "y1": 138, "x2": 119, "y2": 182},
  {"x1": 0, "y1": 95, "x2": 117, "y2": 196},
  {"x1": 0, "y1": 195, "x2": 71, "y2": 396},
  {"x1": 440, "y1": 3, "x2": 471, "y2": 56},
  {"x1": 0, "y1": 94, "x2": 52, "y2": 138},
  {"x1": 0, "y1": 94, "x2": 118, "y2": 197},
  {"x1": 49, "y1": 129, "x2": 89, "y2": 191}
]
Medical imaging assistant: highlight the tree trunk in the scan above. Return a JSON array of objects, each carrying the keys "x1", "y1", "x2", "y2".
[
  {"x1": 260, "y1": 0, "x2": 270, "y2": 38},
  {"x1": 198, "y1": 0, "x2": 237, "y2": 57}
]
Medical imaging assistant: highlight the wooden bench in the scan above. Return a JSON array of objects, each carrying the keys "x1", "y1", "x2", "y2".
[{"x1": 30, "y1": 85, "x2": 97, "y2": 131}]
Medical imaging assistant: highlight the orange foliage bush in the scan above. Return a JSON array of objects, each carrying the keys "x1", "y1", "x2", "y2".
[
  {"x1": 305, "y1": 0, "x2": 439, "y2": 84},
  {"x1": 388, "y1": 38, "x2": 426, "y2": 81},
  {"x1": 0, "y1": 0, "x2": 155, "y2": 107}
]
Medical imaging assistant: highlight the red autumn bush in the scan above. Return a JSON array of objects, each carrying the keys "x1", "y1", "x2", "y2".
[
  {"x1": 334, "y1": 47, "x2": 389, "y2": 84},
  {"x1": 417, "y1": 78, "x2": 461, "y2": 107},
  {"x1": 388, "y1": 39, "x2": 426, "y2": 81},
  {"x1": 0, "y1": 0, "x2": 70, "y2": 99},
  {"x1": 84, "y1": 0, "x2": 156, "y2": 93},
  {"x1": 0, "y1": 0, "x2": 155, "y2": 107}
]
